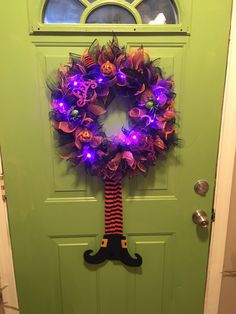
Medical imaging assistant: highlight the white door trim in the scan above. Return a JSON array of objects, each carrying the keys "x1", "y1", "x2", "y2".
[
  {"x1": 0, "y1": 155, "x2": 19, "y2": 313},
  {"x1": 204, "y1": 1, "x2": 236, "y2": 313}
]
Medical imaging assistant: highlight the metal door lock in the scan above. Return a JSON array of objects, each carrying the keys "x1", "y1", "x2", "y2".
[
  {"x1": 192, "y1": 210, "x2": 209, "y2": 228},
  {"x1": 194, "y1": 180, "x2": 209, "y2": 196}
]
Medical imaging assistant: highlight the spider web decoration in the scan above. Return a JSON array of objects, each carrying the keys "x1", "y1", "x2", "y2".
[{"x1": 49, "y1": 37, "x2": 177, "y2": 267}]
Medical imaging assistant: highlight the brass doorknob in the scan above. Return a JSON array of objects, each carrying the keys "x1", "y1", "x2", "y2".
[{"x1": 192, "y1": 210, "x2": 209, "y2": 228}]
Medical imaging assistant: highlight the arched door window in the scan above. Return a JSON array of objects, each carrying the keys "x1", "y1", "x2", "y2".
[{"x1": 43, "y1": 0, "x2": 178, "y2": 25}]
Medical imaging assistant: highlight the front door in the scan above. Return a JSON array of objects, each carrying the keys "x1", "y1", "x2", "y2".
[{"x1": 0, "y1": 1, "x2": 232, "y2": 313}]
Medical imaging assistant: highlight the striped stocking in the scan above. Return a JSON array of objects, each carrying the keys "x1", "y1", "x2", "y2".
[{"x1": 84, "y1": 177, "x2": 142, "y2": 267}]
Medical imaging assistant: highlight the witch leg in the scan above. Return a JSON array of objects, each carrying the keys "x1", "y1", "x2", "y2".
[{"x1": 84, "y1": 177, "x2": 142, "y2": 267}]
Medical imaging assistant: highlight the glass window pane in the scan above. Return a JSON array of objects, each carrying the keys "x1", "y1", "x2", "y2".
[
  {"x1": 43, "y1": 0, "x2": 178, "y2": 25},
  {"x1": 44, "y1": 0, "x2": 84, "y2": 24},
  {"x1": 137, "y1": 0, "x2": 178, "y2": 24},
  {"x1": 86, "y1": 5, "x2": 136, "y2": 24}
]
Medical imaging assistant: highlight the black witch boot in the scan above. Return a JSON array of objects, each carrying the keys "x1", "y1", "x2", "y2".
[{"x1": 84, "y1": 234, "x2": 142, "y2": 266}]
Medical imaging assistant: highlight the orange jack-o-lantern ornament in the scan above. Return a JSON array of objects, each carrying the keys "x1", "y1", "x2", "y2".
[
  {"x1": 100, "y1": 61, "x2": 116, "y2": 77},
  {"x1": 77, "y1": 129, "x2": 93, "y2": 143}
]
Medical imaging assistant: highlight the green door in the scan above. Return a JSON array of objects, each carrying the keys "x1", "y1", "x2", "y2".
[{"x1": 0, "y1": 0, "x2": 232, "y2": 313}]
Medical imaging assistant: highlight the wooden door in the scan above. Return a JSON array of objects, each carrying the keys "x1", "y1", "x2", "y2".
[{"x1": 0, "y1": 0, "x2": 232, "y2": 313}]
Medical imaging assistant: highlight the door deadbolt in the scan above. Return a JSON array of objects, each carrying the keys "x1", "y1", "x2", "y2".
[
  {"x1": 194, "y1": 180, "x2": 209, "y2": 196},
  {"x1": 192, "y1": 210, "x2": 209, "y2": 228}
]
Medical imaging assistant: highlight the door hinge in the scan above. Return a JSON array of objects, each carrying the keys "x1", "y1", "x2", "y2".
[
  {"x1": 0, "y1": 174, "x2": 7, "y2": 202},
  {"x1": 211, "y1": 208, "x2": 215, "y2": 222}
]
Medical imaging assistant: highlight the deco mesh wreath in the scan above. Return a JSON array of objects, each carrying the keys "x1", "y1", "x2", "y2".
[{"x1": 49, "y1": 37, "x2": 177, "y2": 267}]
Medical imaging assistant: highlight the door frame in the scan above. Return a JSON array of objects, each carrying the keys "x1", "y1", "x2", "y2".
[
  {"x1": 204, "y1": 0, "x2": 236, "y2": 313},
  {"x1": 0, "y1": 154, "x2": 19, "y2": 313}
]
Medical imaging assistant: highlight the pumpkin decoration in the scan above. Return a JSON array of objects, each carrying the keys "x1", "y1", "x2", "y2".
[
  {"x1": 100, "y1": 60, "x2": 116, "y2": 77},
  {"x1": 76, "y1": 129, "x2": 93, "y2": 143}
]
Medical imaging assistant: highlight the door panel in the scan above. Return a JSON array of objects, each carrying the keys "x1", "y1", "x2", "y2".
[
  {"x1": 48, "y1": 234, "x2": 175, "y2": 314},
  {"x1": 0, "y1": 1, "x2": 232, "y2": 313}
]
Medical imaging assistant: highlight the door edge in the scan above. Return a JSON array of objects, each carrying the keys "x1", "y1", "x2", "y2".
[{"x1": 204, "y1": 1, "x2": 236, "y2": 313}]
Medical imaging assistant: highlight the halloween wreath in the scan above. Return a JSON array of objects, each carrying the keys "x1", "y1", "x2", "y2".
[{"x1": 49, "y1": 37, "x2": 177, "y2": 267}]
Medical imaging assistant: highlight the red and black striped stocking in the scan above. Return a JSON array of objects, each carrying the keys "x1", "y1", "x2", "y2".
[
  {"x1": 104, "y1": 177, "x2": 123, "y2": 235},
  {"x1": 84, "y1": 177, "x2": 142, "y2": 267}
]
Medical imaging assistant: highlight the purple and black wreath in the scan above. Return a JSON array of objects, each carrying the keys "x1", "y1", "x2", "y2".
[{"x1": 49, "y1": 37, "x2": 177, "y2": 267}]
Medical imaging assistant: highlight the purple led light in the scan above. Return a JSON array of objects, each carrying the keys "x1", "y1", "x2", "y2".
[
  {"x1": 156, "y1": 93, "x2": 167, "y2": 105},
  {"x1": 119, "y1": 73, "x2": 126, "y2": 79},
  {"x1": 73, "y1": 81, "x2": 78, "y2": 86},
  {"x1": 117, "y1": 72, "x2": 126, "y2": 80},
  {"x1": 84, "y1": 149, "x2": 94, "y2": 160},
  {"x1": 129, "y1": 132, "x2": 139, "y2": 142},
  {"x1": 98, "y1": 77, "x2": 103, "y2": 83},
  {"x1": 56, "y1": 101, "x2": 67, "y2": 113}
]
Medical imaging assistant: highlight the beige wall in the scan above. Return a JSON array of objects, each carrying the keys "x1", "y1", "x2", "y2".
[{"x1": 218, "y1": 153, "x2": 236, "y2": 314}]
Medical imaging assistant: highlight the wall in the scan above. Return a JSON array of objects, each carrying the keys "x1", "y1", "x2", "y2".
[{"x1": 218, "y1": 153, "x2": 236, "y2": 314}]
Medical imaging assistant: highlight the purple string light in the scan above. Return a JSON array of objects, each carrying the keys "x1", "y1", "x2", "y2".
[
  {"x1": 117, "y1": 72, "x2": 126, "y2": 80},
  {"x1": 57, "y1": 101, "x2": 67, "y2": 113},
  {"x1": 84, "y1": 147, "x2": 94, "y2": 161}
]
